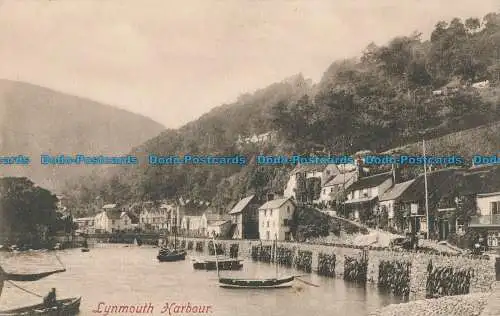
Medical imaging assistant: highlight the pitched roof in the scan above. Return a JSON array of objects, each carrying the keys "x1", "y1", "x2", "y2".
[
  {"x1": 398, "y1": 168, "x2": 465, "y2": 203},
  {"x1": 102, "y1": 204, "x2": 117, "y2": 209},
  {"x1": 345, "y1": 196, "x2": 377, "y2": 204},
  {"x1": 379, "y1": 180, "x2": 415, "y2": 201},
  {"x1": 126, "y1": 211, "x2": 139, "y2": 224},
  {"x1": 204, "y1": 212, "x2": 231, "y2": 222},
  {"x1": 259, "y1": 197, "x2": 294, "y2": 210},
  {"x1": 105, "y1": 210, "x2": 122, "y2": 220},
  {"x1": 459, "y1": 165, "x2": 500, "y2": 195},
  {"x1": 291, "y1": 164, "x2": 327, "y2": 174},
  {"x1": 347, "y1": 172, "x2": 392, "y2": 192},
  {"x1": 323, "y1": 170, "x2": 357, "y2": 187},
  {"x1": 228, "y1": 195, "x2": 256, "y2": 215}
]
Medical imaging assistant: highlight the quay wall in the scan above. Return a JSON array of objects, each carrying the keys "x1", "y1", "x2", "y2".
[{"x1": 181, "y1": 237, "x2": 496, "y2": 301}]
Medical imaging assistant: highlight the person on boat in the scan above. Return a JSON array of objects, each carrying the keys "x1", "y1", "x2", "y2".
[{"x1": 43, "y1": 288, "x2": 57, "y2": 307}]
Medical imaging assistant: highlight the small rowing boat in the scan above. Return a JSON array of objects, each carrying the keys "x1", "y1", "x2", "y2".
[
  {"x1": 218, "y1": 276, "x2": 294, "y2": 289},
  {"x1": 0, "y1": 297, "x2": 81, "y2": 316}
]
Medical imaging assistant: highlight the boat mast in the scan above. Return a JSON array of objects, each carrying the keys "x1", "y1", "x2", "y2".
[
  {"x1": 213, "y1": 235, "x2": 220, "y2": 279},
  {"x1": 275, "y1": 234, "x2": 278, "y2": 279}
]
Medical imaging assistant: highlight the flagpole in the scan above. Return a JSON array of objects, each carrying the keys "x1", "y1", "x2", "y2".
[{"x1": 423, "y1": 139, "x2": 430, "y2": 239}]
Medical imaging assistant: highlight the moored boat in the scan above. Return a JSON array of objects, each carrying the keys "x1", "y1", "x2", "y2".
[
  {"x1": 218, "y1": 276, "x2": 294, "y2": 288},
  {"x1": 157, "y1": 225, "x2": 186, "y2": 262},
  {"x1": 81, "y1": 248, "x2": 90, "y2": 252},
  {"x1": 213, "y1": 235, "x2": 295, "y2": 289},
  {"x1": 193, "y1": 257, "x2": 243, "y2": 271},
  {"x1": 0, "y1": 297, "x2": 81, "y2": 316},
  {"x1": 157, "y1": 248, "x2": 187, "y2": 262}
]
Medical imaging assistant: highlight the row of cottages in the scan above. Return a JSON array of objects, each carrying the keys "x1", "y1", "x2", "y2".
[
  {"x1": 284, "y1": 160, "x2": 367, "y2": 206},
  {"x1": 75, "y1": 204, "x2": 140, "y2": 234},
  {"x1": 283, "y1": 163, "x2": 340, "y2": 202},
  {"x1": 344, "y1": 165, "x2": 500, "y2": 244}
]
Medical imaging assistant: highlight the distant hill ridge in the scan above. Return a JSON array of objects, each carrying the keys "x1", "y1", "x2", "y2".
[{"x1": 0, "y1": 79, "x2": 165, "y2": 190}]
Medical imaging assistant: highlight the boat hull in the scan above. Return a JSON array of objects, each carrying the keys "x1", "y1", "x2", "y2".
[
  {"x1": 193, "y1": 261, "x2": 243, "y2": 271},
  {"x1": 0, "y1": 297, "x2": 81, "y2": 316},
  {"x1": 219, "y1": 282, "x2": 293, "y2": 289},
  {"x1": 81, "y1": 248, "x2": 90, "y2": 252},
  {"x1": 218, "y1": 276, "x2": 295, "y2": 289},
  {"x1": 157, "y1": 250, "x2": 187, "y2": 262}
]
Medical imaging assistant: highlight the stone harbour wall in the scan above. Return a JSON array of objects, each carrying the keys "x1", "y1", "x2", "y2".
[
  {"x1": 182, "y1": 237, "x2": 496, "y2": 301},
  {"x1": 369, "y1": 293, "x2": 490, "y2": 316}
]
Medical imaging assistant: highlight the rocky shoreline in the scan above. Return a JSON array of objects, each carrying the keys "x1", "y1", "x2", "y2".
[{"x1": 370, "y1": 292, "x2": 491, "y2": 316}]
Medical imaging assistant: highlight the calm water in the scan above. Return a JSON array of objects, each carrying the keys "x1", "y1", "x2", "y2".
[{"x1": 0, "y1": 246, "x2": 403, "y2": 316}]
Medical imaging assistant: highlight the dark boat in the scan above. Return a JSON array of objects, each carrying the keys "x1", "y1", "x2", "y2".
[
  {"x1": 157, "y1": 227, "x2": 186, "y2": 262},
  {"x1": 81, "y1": 248, "x2": 90, "y2": 252},
  {"x1": 193, "y1": 257, "x2": 243, "y2": 271},
  {"x1": 218, "y1": 276, "x2": 294, "y2": 288},
  {"x1": 214, "y1": 235, "x2": 294, "y2": 289},
  {"x1": 157, "y1": 249, "x2": 187, "y2": 262},
  {"x1": 0, "y1": 297, "x2": 81, "y2": 316}
]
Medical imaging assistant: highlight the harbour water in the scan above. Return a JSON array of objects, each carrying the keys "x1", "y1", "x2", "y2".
[{"x1": 0, "y1": 246, "x2": 404, "y2": 315}]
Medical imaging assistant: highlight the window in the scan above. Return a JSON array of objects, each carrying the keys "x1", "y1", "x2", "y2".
[
  {"x1": 287, "y1": 206, "x2": 290, "y2": 214},
  {"x1": 285, "y1": 232, "x2": 291, "y2": 241},
  {"x1": 330, "y1": 188, "x2": 334, "y2": 193},
  {"x1": 112, "y1": 220, "x2": 115, "y2": 224},
  {"x1": 491, "y1": 202, "x2": 500, "y2": 215},
  {"x1": 267, "y1": 221, "x2": 269, "y2": 227},
  {"x1": 283, "y1": 219, "x2": 289, "y2": 226},
  {"x1": 270, "y1": 209, "x2": 273, "y2": 216}
]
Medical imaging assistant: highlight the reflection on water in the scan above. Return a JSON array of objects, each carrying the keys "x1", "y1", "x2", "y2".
[{"x1": 0, "y1": 247, "x2": 403, "y2": 315}]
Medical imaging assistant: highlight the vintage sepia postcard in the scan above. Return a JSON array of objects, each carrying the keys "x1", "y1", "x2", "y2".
[{"x1": 1, "y1": 1, "x2": 500, "y2": 315}]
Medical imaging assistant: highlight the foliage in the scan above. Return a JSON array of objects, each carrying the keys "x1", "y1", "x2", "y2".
[
  {"x1": 64, "y1": 13, "x2": 500, "y2": 214},
  {"x1": 0, "y1": 177, "x2": 62, "y2": 243},
  {"x1": 290, "y1": 207, "x2": 331, "y2": 241}
]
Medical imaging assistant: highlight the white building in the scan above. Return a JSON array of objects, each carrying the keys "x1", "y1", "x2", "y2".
[
  {"x1": 139, "y1": 202, "x2": 175, "y2": 231},
  {"x1": 344, "y1": 172, "x2": 393, "y2": 220},
  {"x1": 180, "y1": 215, "x2": 203, "y2": 235},
  {"x1": 258, "y1": 197, "x2": 296, "y2": 241},
  {"x1": 94, "y1": 204, "x2": 133, "y2": 233},
  {"x1": 200, "y1": 212, "x2": 232, "y2": 237},
  {"x1": 74, "y1": 217, "x2": 95, "y2": 234},
  {"x1": 319, "y1": 170, "x2": 358, "y2": 203},
  {"x1": 379, "y1": 180, "x2": 415, "y2": 228},
  {"x1": 284, "y1": 164, "x2": 337, "y2": 199}
]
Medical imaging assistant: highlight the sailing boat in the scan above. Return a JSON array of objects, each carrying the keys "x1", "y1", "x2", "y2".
[
  {"x1": 157, "y1": 225, "x2": 186, "y2": 262},
  {"x1": 217, "y1": 235, "x2": 294, "y2": 289},
  {"x1": 0, "y1": 255, "x2": 81, "y2": 315}
]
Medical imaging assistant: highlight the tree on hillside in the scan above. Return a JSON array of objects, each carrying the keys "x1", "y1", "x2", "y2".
[{"x1": 0, "y1": 177, "x2": 59, "y2": 244}]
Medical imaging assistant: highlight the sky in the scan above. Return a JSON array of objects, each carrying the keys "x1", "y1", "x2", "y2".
[{"x1": 0, "y1": 0, "x2": 498, "y2": 128}]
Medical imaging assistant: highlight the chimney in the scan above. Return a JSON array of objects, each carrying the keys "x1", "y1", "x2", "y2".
[
  {"x1": 267, "y1": 193, "x2": 275, "y2": 201},
  {"x1": 356, "y1": 156, "x2": 364, "y2": 179}
]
